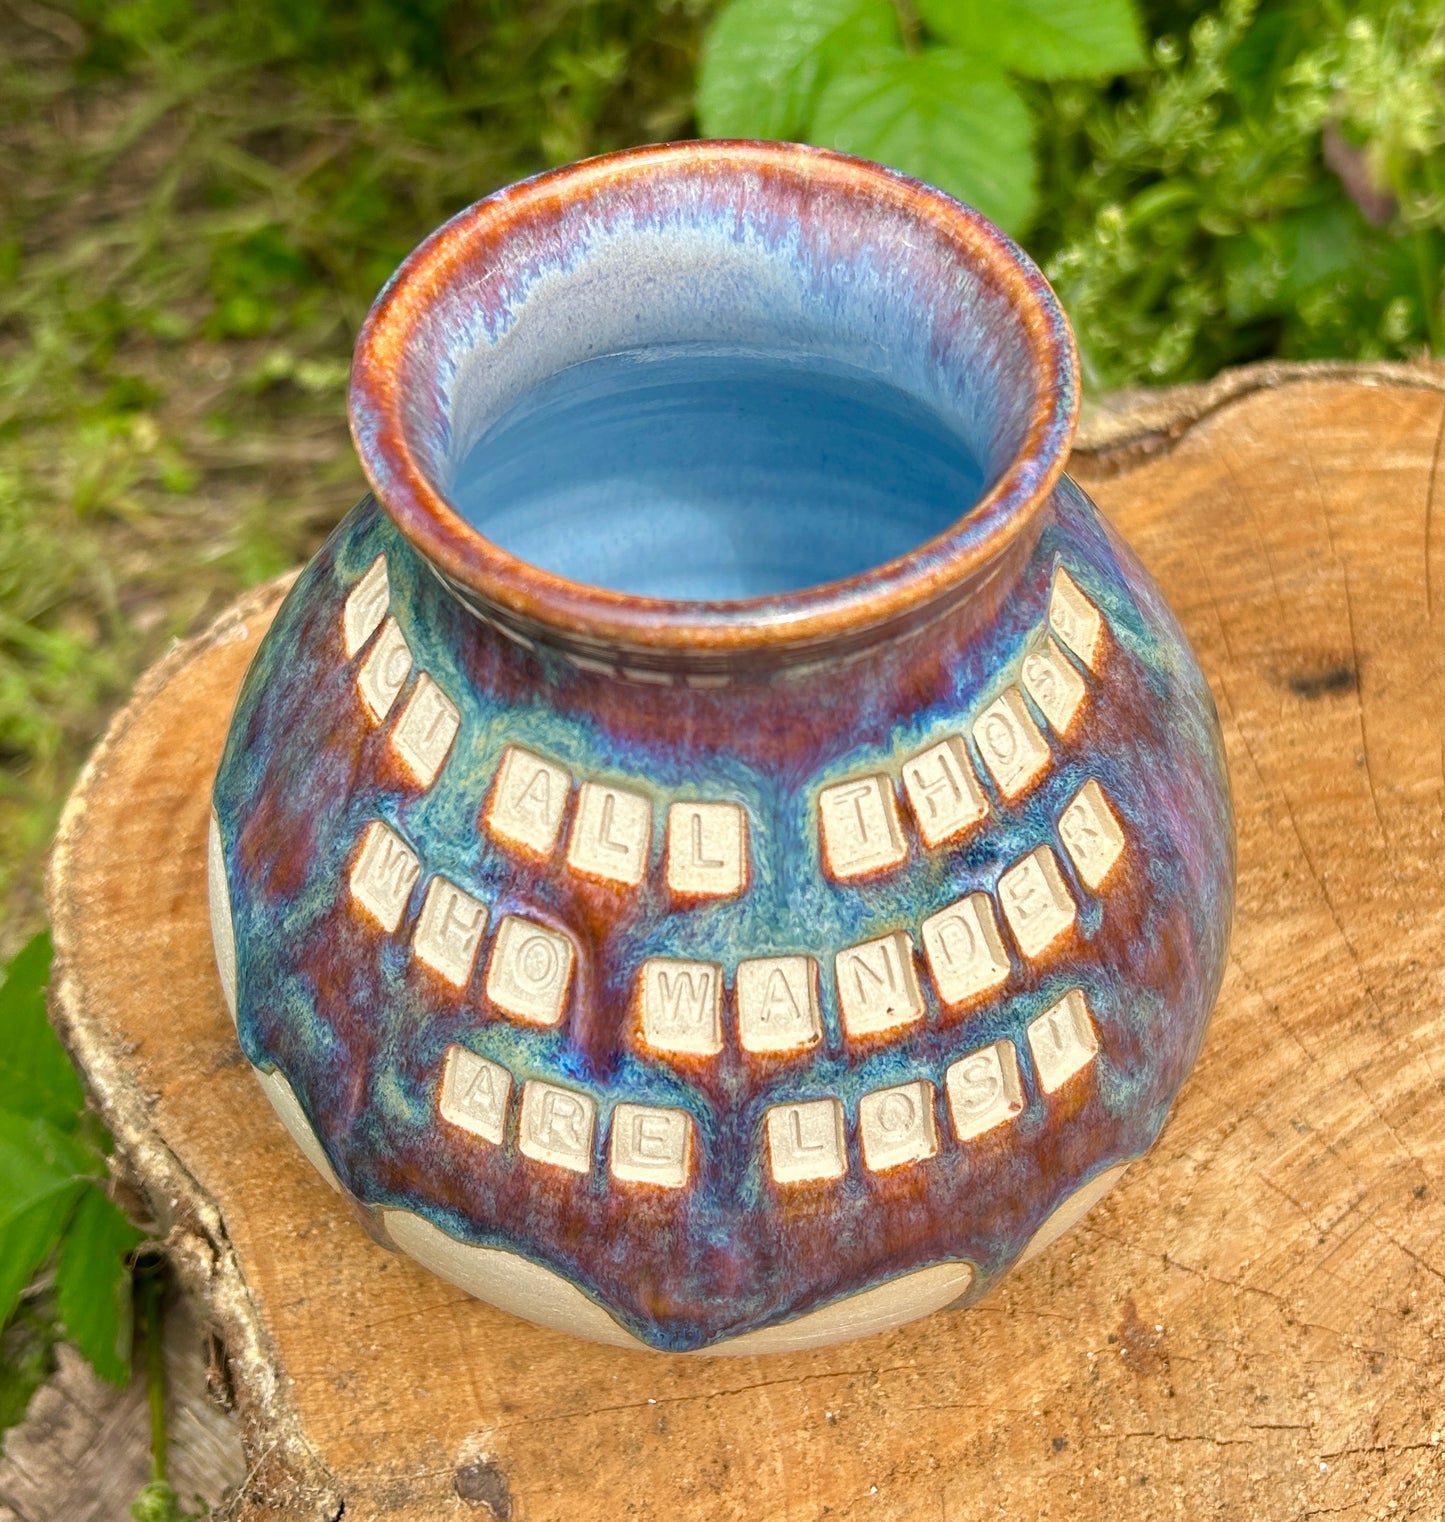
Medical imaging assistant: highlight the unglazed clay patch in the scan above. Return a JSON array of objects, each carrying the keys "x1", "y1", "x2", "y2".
[
  {"x1": 640, "y1": 958, "x2": 723, "y2": 1057},
  {"x1": 252, "y1": 1065, "x2": 343, "y2": 1193},
  {"x1": 1027, "y1": 989, "x2": 1099, "y2": 1094},
  {"x1": 818, "y1": 774, "x2": 907, "y2": 880},
  {"x1": 356, "y1": 616, "x2": 412, "y2": 722},
  {"x1": 206, "y1": 811, "x2": 237, "y2": 1023},
  {"x1": 485, "y1": 745, "x2": 572, "y2": 858},
  {"x1": 998, "y1": 845, "x2": 1076, "y2": 959},
  {"x1": 439, "y1": 1045, "x2": 512, "y2": 1145},
  {"x1": 485, "y1": 915, "x2": 574, "y2": 1025},
  {"x1": 736, "y1": 955, "x2": 821, "y2": 1055},
  {"x1": 342, "y1": 554, "x2": 389, "y2": 658},
  {"x1": 1021, "y1": 638, "x2": 1087, "y2": 734},
  {"x1": 349, "y1": 820, "x2": 421, "y2": 933},
  {"x1": 1049, "y1": 566, "x2": 1105, "y2": 670},
  {"x1": 858, "y1": 1080, "x2": 938, "y2": 1172},
  {"x1": 518, "y1": 1080, "x2": 596, "y2": 1173},
  {"x1": 413, "y1": 878, "x2": 488, "y2": 987},
  {"x1": 835, "y1": 930, "x2": 924, "y2": 1038},
  {"x1": 1058, "y1": 779, "x2": 1126, "y2": 890},
  {"x1": 567, "y1": 780, "x2": 652, "y2": 887},
  {"x1": 390, "y1": 673, "x2": 460, "y2": 786},
  {"x1": 1017, "y1": 1161, "x2": 1130, "y2": 1266},
  {"x1": 900, "y1": 736, "x2": 988, "y2": 848},
  {"x1": 609, "y1": 1103, "x2": 692, "y2": 1188},
  {"x1": 665, "y1": 800, "x2": 748, "y2": 898},
  {"x1": 766, "y1": 1098, "x2": 847, "y2": 1184},
  {"x1": 945, "y1": 1040, "x2": 1025, "y2": 1142},
  {"x1": 973, "y1": 687, "x2": 1051, "y2": 799},
  {"x1": 920, "y1": 892, "x2": 1010, "y2": 1008}
]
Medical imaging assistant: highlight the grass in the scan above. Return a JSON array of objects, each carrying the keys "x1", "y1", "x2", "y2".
[{"x1": 0, "y1": 0, "x2": 710, "y2": 949}]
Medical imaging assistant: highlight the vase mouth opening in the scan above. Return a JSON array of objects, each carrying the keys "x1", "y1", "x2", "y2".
[{"x1": 349, "y1": 140, "x2": 1079, "y2": 671}]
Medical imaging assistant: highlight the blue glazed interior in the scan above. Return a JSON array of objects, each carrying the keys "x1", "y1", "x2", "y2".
[{"x1": 450, "y1": 342, "x2": 987, "y2": 599}]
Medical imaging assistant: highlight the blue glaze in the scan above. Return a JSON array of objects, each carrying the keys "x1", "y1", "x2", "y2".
[{"x1": 449, "y1": 343, "x2": 986, "y2": 599}]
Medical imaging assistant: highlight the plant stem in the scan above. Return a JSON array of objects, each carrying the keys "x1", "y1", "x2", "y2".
[
  {"x1": 891, "y1": 0, "x2": 922, "y2": 55},
  {"x1": 141, "y1": 1263, "x2": 167, "y2": 1484}
]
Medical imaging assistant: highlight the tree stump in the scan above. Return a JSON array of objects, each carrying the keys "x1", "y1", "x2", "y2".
[{"x1": 46, "y1": 365, "x2": 1445, "y2": 1521}]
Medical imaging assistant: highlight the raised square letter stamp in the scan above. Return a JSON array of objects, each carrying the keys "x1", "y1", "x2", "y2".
[
  {"x1": 901, "y1": 735, "x2": 988, "y2": 847},
  {"x1": 1058, "y1": 778, "x2": 1126, "y2": 890},
  {"x1": 518, "y1": 1080, "x2": 595, "y2": 1173},
  {"x1": 1021, "y1": 638, "x2": 1087, "y2": 734},
  {"x1": 439, "y1": 1045, "x2": 511, "y2": 1145},
  {"x1": 485, "y1": 915, "x2": 574, "y2": 1025},
  {"x1": 859, "y1": 1079, "x2": 938, "y2": 1171},
  {"x1": 766, "y1": 1098, "x2": 847, "y2": 1184},
  {"x1": 567, "y1": 781, "x2": 652, "y2": 887},
  {"x1": 1049, "y1": 567, "x2": 1105, "y2": 670},
  {"x1": 349, "y1": 820, "x2": 420, "y2": 932},
  {"x1": 609, "y1": 1103, "x2": 692, "y2": 1188},
  {"x1": 485, "y1": 745, "x2": 571, "y2": 858},
  {"x1": 973, "y1": 687, "x2": 1051, "y2": 799},
  {"x1": 920, "y1": 892, "x2": 1010, "y2": 1007},
  {"x1": 835, "y1": 930, "x2": 924, "y2": 1038},
  {"x1": 412, "y1": 877, "x2": 487, "y2": 986},
  {"x1": 945, "y1": 1039, "x2": 1025, "y2": 1141},
  {"x1": 736, "y1": 955, "x2": 821, "y2": 1054},
  {"x1": 665, "y1": 800, "x2": 748, "y2": 899},
  {"x1": 357, "y1": 617, "x2": 412, "y2": 722},
  {"x1": 391, "y1": 673, "x2": 460, "y2": 787},
  {"x1": 1027, "y1": 988, "x2": 1099, "y2": 1093},
  {"x1": 342, "y1": 555, "x2": 389, "y2": 658},
  {"x1": 640, "y1": 959, "x2": 723, "y2": 1057},
  {"x1": 818, "y1": 774, "x2": 907, "y2": 880},
  {"x1": 998, "y1": 845, "x2": 1076, "y2": 959}
]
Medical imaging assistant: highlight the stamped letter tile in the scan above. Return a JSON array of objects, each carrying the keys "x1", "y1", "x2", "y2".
[
  {"x1": 901, "y1": 736, "x2": 988, "y2": 847},
  {"x1": 945, "y1": 1039, "x2": 1025, "y2": 1141},
  {"x1": 973, "y1": 688, "x2": 1051, "y2": 799},
  {"x1": 485, "y1": 915, "x2": 574, "y2": 1025},
  {"x1": 567, "y1": 781, "x2": 652, "y2": 887},
  {"x1": 412, "y1": 877, "x2": 488, "y2": 986},
  {"x1": 835, "y1": 930, "x2": 924, "y2": 1038},
  {"x1": 391, "y1": 673, "x2": 460, "y2": 787},
  {"x1": 766, "y1": 1098, "x2": 847, "y2": 1184},
  {"x1": 818, "y1": 775, "x2": 907, "y2": 880},
  {"x1": 998, "y1": 845, "x2": 1076, "y2": 959},
  {"x1": 1027, "y1": 988, "x2": 1099, "y2": 1093},
  {"x1": 485, "y1": 746, "x2": 571, "y2": 858},
  {"x1": 1058, "y1": 779, "x2": 1126, "y2": 890},
  {"x1": 349, "y1": 820, "x2": 420, "y2": 932},
  {"x1": 1021, "y1": 638, "x2": 1087, "y2": 735},
  {"x1": 640, "y1": 959, "x2": 723, "y2": 1057},
  {"x1": 665, "y1": 800, "x2": 748, "y2": 899},
  {"x1": 736, "y1": 956, "x2": 822, "y2": 1055},
  {"x1": 518, "y1": 1080, "x2": 595, "y2": 1173},
  {"x1": 439, "y1": 1045, "x2": 511, "y2": 1145},
  {"x1": 1049, "y1": 567, "x2": 1105, "y2": 670},
  {"x1": 609, "y1": 1103, "x2": 692, "y2": 1188},
  {"x1": 357, "y1": 617, "x2": 412, "y2": 722},
  {"x1": 343, "y1": 555, "x2": 389, "y2": 658},
  {"x1": 920, "y1": 893, "x2": 1010, "y2": 1007},
  {"x1": 859, "y1": 1079, "x2": 938, "y2": 1172}
]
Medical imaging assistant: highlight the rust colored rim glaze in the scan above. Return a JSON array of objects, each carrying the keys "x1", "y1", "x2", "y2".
[{"x1": 348, "y1": 140, "x2": 1081, "y2": 666}]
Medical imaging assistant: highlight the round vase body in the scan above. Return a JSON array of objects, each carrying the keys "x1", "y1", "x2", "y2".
[{"x1": 209, "y1": 143, "x2": 1234, "y2": 1353}]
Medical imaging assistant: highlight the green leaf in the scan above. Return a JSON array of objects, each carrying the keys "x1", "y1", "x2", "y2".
[
  {"x1": 918, "y1": 0, "x2": 1147, "y2": 80},
  {"x1": 697, "y1": 0, "x2": 899, "y2": 139},
  {"x1": 56, "y1": 1187, "x2": 143, "y2": 1386},
  {"x1": 811, "y1": 47, "x2": 1038, "y2": 233},
  {"x1": 0, "y1": 1185, "x2": 83, "y2": 1330},
  {"x1": 0, "y1": 1109, "x2": 99, "y2": 1228},
  {"x1": 0, "y1": 933, "x2": 86, "y2": 1130}
]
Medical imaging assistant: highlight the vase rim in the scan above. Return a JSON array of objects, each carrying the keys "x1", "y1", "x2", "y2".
[{"x1": 348, "y1": 139, "x2": 1080, "y2": 669}]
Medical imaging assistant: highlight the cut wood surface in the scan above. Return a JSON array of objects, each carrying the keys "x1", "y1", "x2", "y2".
[{"x1": 46, "y1": 366, "x2": 1445, "y2": 1520}]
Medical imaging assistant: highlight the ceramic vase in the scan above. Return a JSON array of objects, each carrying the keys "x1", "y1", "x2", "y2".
[{"x1": 208, "y1": 141, "x2": 1234, "y2": 1354}]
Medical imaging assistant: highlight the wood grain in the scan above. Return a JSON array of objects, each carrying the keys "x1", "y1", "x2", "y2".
[{"x1": 47, "y1": 369, "x2": 1445, "y2": 1521}]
